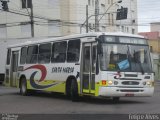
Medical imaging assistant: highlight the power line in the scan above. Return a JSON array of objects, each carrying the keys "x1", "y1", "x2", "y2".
[
  {"x1": 1, "y1": 1, "x2": 157, "y2": 30},
  {"x1": 0, "y1": 8, "x2": 61, "y2": 22},
  {"x1": 0, "y1": 6, "x2": 156, "y2": 28}
]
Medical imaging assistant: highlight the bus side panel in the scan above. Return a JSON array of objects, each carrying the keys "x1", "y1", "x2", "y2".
[{"x1": 19, "y1": 63, "x2": 80, "y2": 93}]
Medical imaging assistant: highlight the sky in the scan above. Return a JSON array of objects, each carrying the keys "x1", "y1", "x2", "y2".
[{"x1": 137, "y1": 0, "x2": 160, "y2": 32}]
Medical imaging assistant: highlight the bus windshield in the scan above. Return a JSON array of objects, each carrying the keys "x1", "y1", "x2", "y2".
[{"x1": 99, "y1": 39, "x2": 152, "y2": 73}]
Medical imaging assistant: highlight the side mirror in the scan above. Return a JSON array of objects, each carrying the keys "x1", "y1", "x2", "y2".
[
  {"x1": 95, "y1": 38, "x2": 101, "y2": 75},
  {"x1": 96, "y1": 55, "x2": 99, "y2": 75},
  {"x1": 97, "y1": 43, "x2": 102, "y2": 54},
  {"x1": 96, "y1": 38, "x2": 102, "y2": 54}
]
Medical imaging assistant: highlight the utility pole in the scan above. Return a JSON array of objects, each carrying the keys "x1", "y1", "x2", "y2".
[
  {"x1": 86, "y1": 5, "x2": 89, "y2": 33},
  {"x1": 159, "y1": 37, "x2": 160, "y2": 61},
  {"x1": 158, "y1": 36, "x2": 160, "y2": 80},
  {"x1": 30, "y1": 0, "x2": 34, "y2": 37},
  {"x1": 95, "y1": 0, "x2": 99, "y2": 32}
]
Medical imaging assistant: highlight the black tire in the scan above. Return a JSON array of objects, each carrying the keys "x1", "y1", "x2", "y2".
[
  {"x1": 112, "y1": 97, "x2": 120, "y2": 102},
  {"x1": 70, "y1": 79, "x2": 79, "y2": 102},
  {"x1": 66, "y1": 80, "x2": 71, "y2": 98},
  {"x1": 20, "y1": 77, "x2": 28, "y2": 96}
]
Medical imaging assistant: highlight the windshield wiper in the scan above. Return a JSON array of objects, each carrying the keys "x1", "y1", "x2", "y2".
[
  {"x1": 134, "y1": 50, "x2": 144, "y2": 75},
  {"x1": 127, "y1": 45, "x2": 132, "y2": 71},
  {"x1": 138, "y1": 61, "x2": 144, "y2": 75}
]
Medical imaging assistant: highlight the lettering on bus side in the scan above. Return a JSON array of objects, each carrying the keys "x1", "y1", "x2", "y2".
[{"x1": 52, "y1": 67, "x2": 74, "y2": 73}]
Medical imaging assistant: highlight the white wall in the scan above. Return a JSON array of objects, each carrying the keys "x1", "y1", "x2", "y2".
[
  {"x1": 0, "y1": 0, "x2": 138, "y2": 39},
  {"x1": 0, "y1": 0, "x2": 62, "y2": 38}
]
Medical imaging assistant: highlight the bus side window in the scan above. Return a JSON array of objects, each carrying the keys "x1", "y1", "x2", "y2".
[
  {"x1": 20, "y1": 47, "x2": 27, "y2": 64},
  {"x1": 26, "y1": 45, "x2": 38, "y2": 64},
  {"x1": 6, "y1": 49, "x2": 11, "y2": 65},
  {"x1": 38, "y1": 43, "x2": 51, "y2": 64},
  {"x1": 67, "y1": 39, "x2": 80, "y2": 62},
  {"x1": 51, "y1": 41, "x2": 67, "y2": 63}
]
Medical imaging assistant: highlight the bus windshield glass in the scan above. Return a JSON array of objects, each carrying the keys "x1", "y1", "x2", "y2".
[{"x1": 99, "y1": 36, "x2": 152, "y2": 72}]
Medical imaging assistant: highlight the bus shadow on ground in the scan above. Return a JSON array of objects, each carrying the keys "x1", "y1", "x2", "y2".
[
  {"x1": 80, "y1": 96, "x2": 147, "y2": 105},
  {"x1": 19, "y1": 91, "x2": 147, "y2": 105}
]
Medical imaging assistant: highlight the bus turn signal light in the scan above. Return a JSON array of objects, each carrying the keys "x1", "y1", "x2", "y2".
[{"x1": 102, "y1": 80, "x2": 106, "y2": 85}]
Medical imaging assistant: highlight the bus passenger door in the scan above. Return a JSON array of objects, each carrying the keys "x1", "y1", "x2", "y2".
[
  {"x1": 81, "y1": 43, "x2": 97, "y2": 94},
  {"x1": 10, "y1": 51, "x2": 19, "y2": 87}
]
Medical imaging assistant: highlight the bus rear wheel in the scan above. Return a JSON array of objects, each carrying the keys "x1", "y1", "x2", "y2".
[
  {"x1": 112, "y1": 97, "x2": 120, "y2": 102},
  {"x1": 20, "y1": 77, "x2": 28, "y2": 96},
  {"x1": 70, "y1": 79, "x2": 79, "y2": 102}
]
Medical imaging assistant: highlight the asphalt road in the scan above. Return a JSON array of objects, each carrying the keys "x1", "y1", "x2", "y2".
[{"x1": 0, "y1": 81, "x2": 160, "y2": 115}]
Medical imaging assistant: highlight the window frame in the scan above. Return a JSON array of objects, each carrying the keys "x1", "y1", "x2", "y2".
[
  {"x1": 26, "y1": 45, "x2": 38, "y2": 64},
  {"x1": 20, "y1": 47, "x2": 27, "y2": 64},
  {"x1": 67, "y1": 39, "x2": 81, "y2": 63},
  {"x1": 22, "y1": 0, "x2": 31, "y2": 8},
  {"x1": 51, "y1": 41, "x2": 67, "y2": 63},
  {"x1": 38, "y1": 43, "x2": 52, "y2": 64}
]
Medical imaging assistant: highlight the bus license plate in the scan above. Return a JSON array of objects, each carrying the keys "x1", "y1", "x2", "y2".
[{"x1": 125, "y1": 93, "x2": 134, "y2": 97}]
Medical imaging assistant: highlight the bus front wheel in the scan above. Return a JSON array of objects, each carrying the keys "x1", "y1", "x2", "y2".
[
  {"x1": 112, "y1": 97, "x2": 120, "y2": 102},
  {"x1": 20, "y1": 77, "x2": 28, "y2": 96},
  {"x1": 70, "y1": 79, "x2": 79, "y2": 102}
]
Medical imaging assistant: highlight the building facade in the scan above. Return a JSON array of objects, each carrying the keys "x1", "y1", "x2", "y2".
[
  {"x1": 0, "y1": 0, "x2": 138, "y2": 40},
  {"x1": 139, "y1": 31, "x2": 160, "y2": 80},
  {"x1": 139, "y1": 32, "x2": 160, "y2": 53},
  {"x1": 99, "y1": 0, "x2": 138, "y2": 34}
]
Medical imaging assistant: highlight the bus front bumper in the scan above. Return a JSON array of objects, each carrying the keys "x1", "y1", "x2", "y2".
[{"x1": 98, "y1": 86, "x2": 154, "y2": 97}]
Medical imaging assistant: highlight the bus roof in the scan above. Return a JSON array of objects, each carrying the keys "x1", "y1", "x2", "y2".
[{"x1": 8, "y1": 32, "x2": 145, "y2": 48}]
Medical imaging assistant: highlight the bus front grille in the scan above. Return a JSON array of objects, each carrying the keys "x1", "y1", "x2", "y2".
[
  {"x1": 119, "y1": 90, "x2": 144, "y2": 92},
  {"x1": 121, "y1": 81, "x2": 139, "y2": 85},
  {"x1": 119, "y1": 78, "x2": 142, "y2": 81}
]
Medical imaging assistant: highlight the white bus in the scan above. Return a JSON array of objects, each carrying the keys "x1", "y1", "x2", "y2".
[{"x1": 4, "y1": 32, "x2": 154, "y2": 101}]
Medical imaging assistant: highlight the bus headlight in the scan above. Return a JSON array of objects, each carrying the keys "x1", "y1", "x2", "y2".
[
  {"x1": 146, "y1": 81, "x2": 151, "y2": 85},
  {"x1": 146, "y1": 81, "x2": 154, "y2": 86},
  {"x1": 108, "y1": 80, "x2": 113, "y2": 85},
  {"x1": 143, "y1": 81, "x2": 154, "y2": 86}
]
